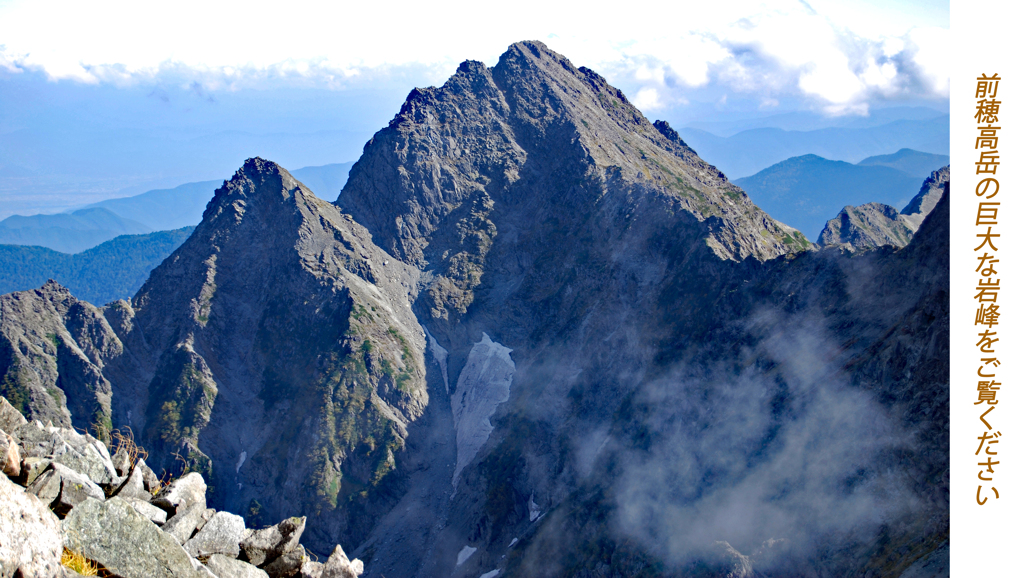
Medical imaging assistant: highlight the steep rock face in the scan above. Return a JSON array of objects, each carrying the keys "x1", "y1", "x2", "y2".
[
  {"x1": 102, "y1": 159, "x2": 428, "y2": 549},
  {"x1": 329, "y1": 41, "x2": 947, "y2": 578},
  {"x1": 901, "y1": 165, "x2": 950, "y2": 231},
  {"x1": 334, "y1": 40, "x2": 818, "y2": 577},
  {"x1": 338, "y1": 41, "x2": 807, "y2": 326},
  {"x1": 507, "y1": 186, "x2": 949, "y2": 578},
  {"x1": 818, "y1": 166, "x2": 949, "y2": 248},
  {"x1": 0, "y1": 281, "x2": 121, "y2": 433}
]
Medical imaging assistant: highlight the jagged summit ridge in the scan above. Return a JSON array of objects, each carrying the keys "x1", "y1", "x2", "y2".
[
  {"x1": 95, "y1": 158, "x2": 430, "y2": 551},
  {"x1": 339, "y1": 41, "x2": 807, "y2": 266},
  {"x1": 337, "y1": 41, "x2": 811, "y2": 331}
]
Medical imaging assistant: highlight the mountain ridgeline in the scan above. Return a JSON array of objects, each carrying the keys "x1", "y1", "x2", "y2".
[
  {"x1": 0, "y1": 42, "x2": 947, "y2": 577},
  {"x1": 0, "y1": 227, "x2": 194, "y2": 304},
  {"x1": 733, "y1": 154, "x2": 942, "y2": 239}
]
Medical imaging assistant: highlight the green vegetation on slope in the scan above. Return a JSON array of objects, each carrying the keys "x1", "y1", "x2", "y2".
[{"x1": 0, "y1": 227, "x2": 194, "y2": 304}]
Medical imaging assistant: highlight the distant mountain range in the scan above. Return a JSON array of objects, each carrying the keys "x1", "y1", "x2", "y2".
[
  {"x1": 856, "y1": 148, "x2": 950, "y2": 179},
  {"x1": 684, "y1": 106, "x2": 947, "y2": 136},
  {"x1": 679, "y1": 116, "x2": 949, "y2": 180},
  {"x1": 0, "y1": 208, "x2": 151, "y2": 254},
  {"x1": 83, "y1": 161, "x2": 354, "y2": 230},
  {"x1": 81, "y1": 179, "x2": 222, "y2": 231},
  {"x1": 0, "y1": 227, "x2": 194, "y2": 305},
  {"x1": 0, "y1": 162, "x2": 353, "y2": 254},
  {"x1": 734, "y1": 151, "x2": 948, "y2": 238}
]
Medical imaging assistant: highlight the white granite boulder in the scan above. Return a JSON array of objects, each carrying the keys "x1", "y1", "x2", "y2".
[
  {"x1": 164, "y1": 502, "x2": 208, "y2": 545},
  {"x1": 206, "y1": 553, "x2": 270, "y2": 578},
  {"x1": 26, "y1": 461, "x2": 105, "y2": 514},
  {"x1": 0, "y1": 473, "x2": 64, "y2": 577},
  {"x1": 322, "y1": 545, "x2": 364, "y2": 578},
  {"x1": 62, "y1": 496, "x2": 202, "y2": 578},
  {"x1": 240, "y1": 516, "x2": 306, "y2": 566},
  {"x1": 0, "y1": 429, "x2": 20, "y2": 477},
  {"x1": 152, "y1": 471, "x2": 207, "y2": 515},
  {"x1": 184, "y1": 510, "x2": 246, "y2": 558}
]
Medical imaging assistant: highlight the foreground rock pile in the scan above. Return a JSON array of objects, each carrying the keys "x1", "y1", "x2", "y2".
[{"x1": 0, "y1": 396, "x2": 363, "y2": 578}]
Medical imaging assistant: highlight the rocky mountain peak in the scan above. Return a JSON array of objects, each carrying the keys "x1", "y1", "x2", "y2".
[
  {"x1": 82, "y1": 156, "x2": 430, "y2": 552},
  {"x1": 341, "y1": 42, "x2": 808, "y2": 269},
  {"x1": 197, "y1": 157, "x2": 309, "y2": 236},
  {"x1": 338, "y1": 41, "x2": 810, "y2": 330}
]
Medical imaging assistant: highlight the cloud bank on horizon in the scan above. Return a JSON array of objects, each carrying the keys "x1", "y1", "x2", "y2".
[{"x1": 0, "y1": 0, "x2": 948, "y2": 116}]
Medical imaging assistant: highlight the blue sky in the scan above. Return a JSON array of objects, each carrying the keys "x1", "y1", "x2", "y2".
[{"x1": 0, "y1": 0, "x2": 950, "y2": 216}]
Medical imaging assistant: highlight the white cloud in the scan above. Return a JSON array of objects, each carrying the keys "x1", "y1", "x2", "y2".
[
  {"x1": 0, "y1": 0, "x2": 948, "y2": 114},
  {"x1": 633, "y1": 87, "x2": 665, "y2": 111},
  {"x1": 907, "y1": 27, "x2": 950, "y2": 97}
]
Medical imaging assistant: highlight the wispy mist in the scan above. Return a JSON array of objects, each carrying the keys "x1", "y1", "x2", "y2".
[{"x1": 612, "y1": 307, "x2": 919, "y2": 572}]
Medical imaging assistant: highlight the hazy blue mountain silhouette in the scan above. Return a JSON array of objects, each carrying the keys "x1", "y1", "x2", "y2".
[
  {"x1": 679, "y1": 116, "x2": 949, "y2": 179},
  {"x1": 684, "y1": 106, "x2": 947, "y2": 136},
  {"x1": 857, "y1": 148, "x2": 949, "y2": 179},
  {"x1": 0, "y1": 208, "x2": 151, "y2": 254},
  {"x1": 734, "y1": 154, "x2": 925, "y2": 238},
  {"x1": 0, "y1": 227, "x2": 193, "y2": 304},
  {"x1": 83, "y1": 162, "x2": 354, "y2": 231}
]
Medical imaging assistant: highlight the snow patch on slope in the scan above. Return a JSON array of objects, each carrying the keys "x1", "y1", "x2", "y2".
[
  {"x1": 457, "y1": 545, "x2": 477, "y2": 566},
  {"x1": 451, "y1": 332, "x2": 515, "y2": 489},
  {"x1": 528, "y1": 494, "x2": 541, "y2": 522}
]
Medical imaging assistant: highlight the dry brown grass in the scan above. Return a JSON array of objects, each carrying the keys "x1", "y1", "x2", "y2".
[
  {"x1": 110, "y1": 427, "x2": 148, "y2": 468},
  {"x1": 151, "y1": 470, "x2": 172, "y2": 496},
  {"x1": 61, "y1": 548, "x2": 98, "y2": 576}
]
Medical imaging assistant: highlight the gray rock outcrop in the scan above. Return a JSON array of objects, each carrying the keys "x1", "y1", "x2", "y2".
[
  {"x1": 126, "y1": 496, "x2": 169, "y2": 525},
  {"x1": 164, "y1": 502, "x2": 208, "y2": 545},
  {"x1": 0, "y1": 430, "x2": 19, "y2": 477},
  {"x1": 27, "y1": 461, "x2": 106, "y2": 514},
  {"x1": 14, "y1": 420, "x2": 118, "y2": 486},
  {"x1": 0, "y1": 472, "x2": 64, "y2": 577},
  {"x1": 322, "y1": 545, "x2": 364, "y2": 578},
  {"x1": 63, "y1": 497, "x2": 201, "y2": 578},
  {"x1": 184, "y1": 510, "x2": 246, "y2": 558},
  {"x1": 0, "y1": 280, "x2": 121, "y2": 430},
  {"x1": 206, "y1": 553, "x2": 270, "y2": 578},
  {"x1": 113, "y1": 456, "x2": 157, "y2": 501},
  {"x1": 240, "y1": 516, "x2": 306, "y2": 566},
  {"x1": 901, "y1": 165, "x2": 950, "y2": 231},
  {"x1": 0, "y1": 397, "x2": 362, "y2": 578},
  {"x1": 817, "y1": 201, "x2": 915, "y2": 248},
  {"x1": 263, "y1": 544, "x2": 307, "y2": 578},
  {"x1": 0, "y1": 396, "x2": 27, "y2": 435},
  {"x1": 153, "y1": 472, "x2": 208, "y2": 515}
]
